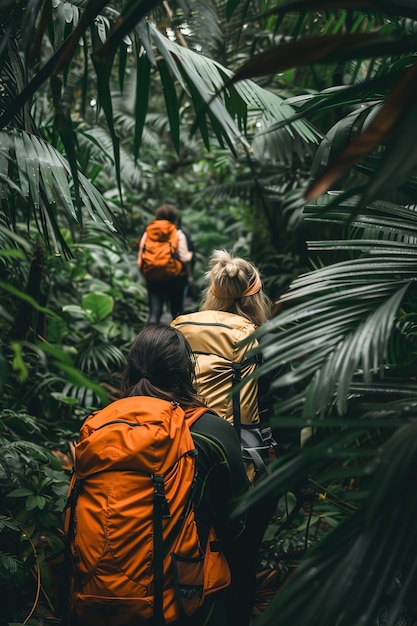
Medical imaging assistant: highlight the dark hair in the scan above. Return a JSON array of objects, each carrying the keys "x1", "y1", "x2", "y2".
[
  {"x1": 155, "y1": 204, "x2": 178, "y2": 224},
  {"x1": 121, "y1": 325, "x2": 205, "y2": 409}
]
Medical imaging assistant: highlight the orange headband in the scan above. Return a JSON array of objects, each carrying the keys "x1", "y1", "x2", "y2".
[{"x1": 210, "y1": 274, "x2": 262, "y2": 299}]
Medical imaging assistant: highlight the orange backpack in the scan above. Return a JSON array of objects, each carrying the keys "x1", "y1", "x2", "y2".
[
  {"x1": 64, "y1": 397, "x2": 230, "y2": 626},
  {"x1": 139, "y1": 219, "x2": 183, "y2": 281}
]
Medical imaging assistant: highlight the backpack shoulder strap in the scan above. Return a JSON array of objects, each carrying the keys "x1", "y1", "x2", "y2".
[
  {"x1": 62, "y1": 473, "x2": 83, "y2": 620},
  {"x1": 185, "y1": 406, "x2": 211, "y2": 428},
  {"x1": 231, "y1": 351, "x2": 263, "y2": 437},
  {"x1": 171, "y1": 228, "x2": 179, "y2": 246}
]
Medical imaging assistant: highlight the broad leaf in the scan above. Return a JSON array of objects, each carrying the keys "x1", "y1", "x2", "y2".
[{"x1": 81, "y1": 292, "x2": 114, "y2": 323}]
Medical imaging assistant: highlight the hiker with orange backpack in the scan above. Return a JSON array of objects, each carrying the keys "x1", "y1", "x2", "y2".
[
  {"x1": 138, "y1": 204, "x2": 193, "y2": 325},
  {"x1": 64, "y1": 324, "x2": 255, "y2": 626}
]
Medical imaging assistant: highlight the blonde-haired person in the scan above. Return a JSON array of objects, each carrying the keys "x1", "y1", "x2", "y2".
[
  {"x1": 172, "y1": 249, "x2": 274, "y2": 430},
  {"x1": 200, "y1": 249, "x2": 272, "y2": 327},
  {"x1": 172, "y1": 249, "x2": 292, "y2": 620}
]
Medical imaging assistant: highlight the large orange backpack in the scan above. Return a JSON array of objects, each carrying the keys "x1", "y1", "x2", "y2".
[
  {"x1": 64, "y1": 397, "x2": 230, "y2": 626},
  {"x1": 139, "y1": 219, "x2": 183, "y2": 281}
]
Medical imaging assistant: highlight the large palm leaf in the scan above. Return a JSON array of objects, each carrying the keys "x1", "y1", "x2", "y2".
[
  {"x1": 259, "y1": 197, "x2": 417, "y2": 410},
  {"x1": 0, "y1": 127, "x2": 119, "y2": 256},
  {"x1": 0, "y1": 0, "x2": 320, "y2": 151}
]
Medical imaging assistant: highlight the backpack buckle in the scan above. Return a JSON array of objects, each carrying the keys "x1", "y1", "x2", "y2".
[{"x1": 153, "y1": 474, "x2": 171, "y2": 519}]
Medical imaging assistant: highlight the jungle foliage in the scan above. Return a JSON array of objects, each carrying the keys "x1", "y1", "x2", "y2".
[{"x1": 1, "y1": 0, "x2": 417, "y2": 625}]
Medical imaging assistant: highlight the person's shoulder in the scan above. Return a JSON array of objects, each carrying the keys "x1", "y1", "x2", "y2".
[
  {"x1": 191, "y1": 410, "x2": 233, "y2": 428},
  {"x1": 174, "y1": 309, "x2": 253, "y2": 326},
  {"x1": 190, "y1": 411, "x2": 237, "y2": 443},
  {"x1": 176, "y1": 229, "x2": 189, "y2": 245}
]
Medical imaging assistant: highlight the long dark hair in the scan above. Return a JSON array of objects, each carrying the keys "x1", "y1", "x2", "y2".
[{"x1": 121, "y1": 325, "x2": 206, "y2": 409}]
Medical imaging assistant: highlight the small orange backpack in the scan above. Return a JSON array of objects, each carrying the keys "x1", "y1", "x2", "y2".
[
  {"x1": 139, "y1": 219, "x2": 183, "y2": 281},
  {"x1": 64, "y1": 397, "x2": 230, "y2": 626}
]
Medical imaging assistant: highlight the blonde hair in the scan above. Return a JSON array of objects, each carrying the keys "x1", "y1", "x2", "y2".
[{"x1": 200, "y1": 250, "x2": 271, "y2": 327}]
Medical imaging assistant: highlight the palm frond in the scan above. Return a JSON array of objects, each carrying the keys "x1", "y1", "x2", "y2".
[
  {"x1": 258, "y1": 197, "x2": 417, "y2": 416},
  {"x1": 77, "y1": 126, "x2": 143, "y2": 190},
  {"x1": 76, "y1": 341, "x2": 125, "y2": 373},
  {"x1": 255, "y1": 420, "x2": 417, "y2": 626},
  {"x1": 0, "y1": 552, "x2": 20, "y2": 577},
  {"x1": 170, "y1": 0, "x2": 226, "y2": 61},
  {"x1": 147, "y1": 22, "x2": 320, "y2": 155},
  {"x1": 0, "y1": 128, "x2": 119, "y2": 255},
  {"x1": 264, "y1": 1, "x2": 417, "y2": 23},
  {"x1": 262, "y1": 271, "x2": 413, "y2": 410}
]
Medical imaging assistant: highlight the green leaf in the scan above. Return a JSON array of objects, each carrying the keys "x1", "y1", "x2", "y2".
[
  {"x1": 92, "y1": 0, "x2": 159, "y2": 61},
  {"x1": 36, "y1": 495, "x2": 46, "y2": 509},
  {"x1": 62, "y1": 304, "x2": 86, "y2": 318},
  {"x1": 0, "y1": 281, "x2": 56, "y2": 317},
  {"x1": 0, "y1": 128, "x2": 118, "y2": 255},
  {"x1": 10, "y1": 343, "x2": 29, "y2": 383},
  {"x1": 81, "y1": 292, "x2": 114, "y2": 323},
  {"x1": 55, "y1": 362, "x2": 108, "y2": 405},
  {"x1": 6, "y1": 488, "x2": 33, "y2": 498},
  {"x1": 118, "y1": 40, "x2": 128, "y2": 92},
  {"x1": 148, "y1": 23, "x2": 318, "y2": 152},
  {"x1": 226, "y1": 0, "x2": 241, "y2": 19},
  {"x1": 133, "y1": 44, "x2": 151, "y2": 161},
  {"x1": 26, "y1": 494, "x2": 39, "y2": 511},
  {"x1": 0, "y1": 515, "x2": 20, "y2": 532},
  {"x1": 0, "y1": 248, "x2": 25, "y2": 259},
  {"x1": 51, "y1": 76, "x2": 83, "y2": 221},
  {"x1": 157, "y1": 58, "x2": 180, "y2": 154},
  {"x1": 91, "y1": 50, "x2": 122, "y2": 204}
]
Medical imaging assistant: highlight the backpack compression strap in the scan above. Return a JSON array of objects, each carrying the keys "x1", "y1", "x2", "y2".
[
  {"x1": 231, "y1": 353, "x2": 263, "y2": 438},
  {"x1": 63, "y1": 477, "x2": 83, "y2": 619},
  {"x1": 152, "y1": 448, "x2": 198, "y2": 626},
  {"x1": 153, "y1": 474, "x2": 171, "y2": 626}
]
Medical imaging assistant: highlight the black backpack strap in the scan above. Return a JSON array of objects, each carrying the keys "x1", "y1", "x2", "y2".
[
  {"x1": 242, "y1": 445, "x2": 268, "y2": 475},
  {"x1": 152, "y1": 474, "x2": 170, "y2": 626},
  {"x1": 231, "y1": 362, "x2": 242, "y2": 438},
  {"x1": 231, "y1": 353, "x2": 262, "y2": 438},
  {"x1": 152, "y1": 448, "x2": 199, "y2": 625},
  {"x1": 62, "y1": 476, "x2": 83, "y2": 621}
]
